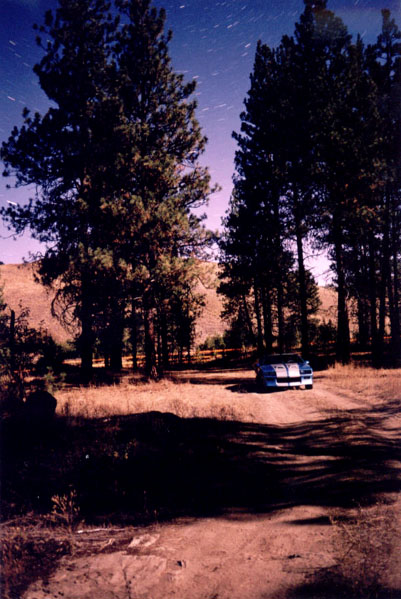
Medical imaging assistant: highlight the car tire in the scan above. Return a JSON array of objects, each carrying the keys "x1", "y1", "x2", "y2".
[
  {"x1": 256, "y1": 374, "x2": 264, "y2": 390},
  {"x1": 306, "y1": 384, "x2": 313, "y2": 390}
]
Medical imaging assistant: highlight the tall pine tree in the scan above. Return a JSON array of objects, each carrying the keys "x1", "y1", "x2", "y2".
[{"x1": 1, "y1": 0, "x2": 214, "y2": 378}]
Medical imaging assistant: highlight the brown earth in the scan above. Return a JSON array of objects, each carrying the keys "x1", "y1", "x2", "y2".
[
  {"x1": 0, "y1": 262, "x2": 71, "y2": 343},
  {"x1": 0, "y1": 262, "x2": 338, "y2": 345},
  {"x1": 21, "y1": 367, "x2": 401, "y2": 599}
]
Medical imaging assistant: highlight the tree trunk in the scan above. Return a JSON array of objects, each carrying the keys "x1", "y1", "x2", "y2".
[
  {"x1": 356, "y1": 296, "x2": 369, "y2": 349},
  {"x1": 109, "y1": 298, "x2": 124, "y2": 371},
  {"x1": 131, "y1": 302, "x2": 138, "y2": 372},
  {"x1": 335, "y1": 238, "x2": 350, "y2": 363},
  {"x1": 295, "y1": 218, "x2": 309, "y2": 358},
  {"x1": 368, "y1": 233, "x2": 380, "y2": 366},
  {"x1": 156, "y1": 318, "x2": 163, "y2": 376},
  {"x1": 79, "y1": 277, "x2": 93, "y2": 380},
  {"x1": 378, "y1": 234, "x2": 389, "y2": 358},
  {"x1": 110, "y1": 327, "x2": 123, "y2": 370},
  {"x1": 160, "y1": 306, "x2": 169, "y2": 370},
  {"x1": 277, "y1": 281, "x2": 284, "y2": 354},
  {"x1": 261, "y1": 285, "x2": 273, "y2": 353},
  {"x1": 273, "y1": 194, "x2": 284, "y2": 353},
  {"x1": 143, "y1": 293, "x2": 157, "y2": 379},
  {"x1": 253, "y1": 283, "x2": 264, "y2": 353},
  {"x1": 187, "y1": 338, "x2": 191, "y2": 365},
  {"x1": 242, "y1": 294, "x2": 256, "y2": 346},
  {"x1": 9, "y1": 309, "x2": 15, "y2": 374},
  {"x1": 390, "y1": 207, "x2": 401, "y2": 363}
]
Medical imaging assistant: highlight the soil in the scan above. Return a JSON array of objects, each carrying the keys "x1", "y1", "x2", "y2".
[{"x1": 22, "y1": 368, "x2": 401, "y2": 599}]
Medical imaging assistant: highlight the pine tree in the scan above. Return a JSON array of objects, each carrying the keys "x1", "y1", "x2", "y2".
[
  {"x1": 220, "y1": 2, "x2": 348, "y2": 358},
  {"x1": 1, "y1": 0, "x2": 214, "y2": 378},
  {"x1": 220, "y1": 40, "x2": 295, "y2": 355},
  {"x1": 221, "y1": 0, "x2": 399, "y2": 365},
  {"x1": 366, "y1": 10, "x2": 401, "y2": 364},
  {"x1": 1, "y1": 0, "x2": 119, "y2": 377},
  {"x1": 108, "y1": 0, "x2": 214, "y2": 376},
  {"x1": 320, "y1": 33, "x2": 389, "y2": 364}
]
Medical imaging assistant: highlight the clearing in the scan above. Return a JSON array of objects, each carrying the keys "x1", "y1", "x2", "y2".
[{"x1": 9, "y1": 366, "x2": 401, "y2": 598}]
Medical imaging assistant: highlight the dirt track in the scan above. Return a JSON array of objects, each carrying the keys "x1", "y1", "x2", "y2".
[{"x1": 24, "y1": 368, "x2": 401, "y2": 599}]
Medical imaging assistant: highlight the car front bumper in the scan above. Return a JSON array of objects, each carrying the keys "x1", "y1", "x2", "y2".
[{"x1": 261, "y1": 375, "x2": 313, "y2": 388}]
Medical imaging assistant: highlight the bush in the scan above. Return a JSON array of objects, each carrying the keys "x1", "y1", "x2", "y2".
[
  {"x1": 199, "y1": 334, "x2": 226, "y2": 351},
  {"x1": 0, "y1": 293, "x2": 73, "y2": 406},
  {"x1": 0, "y1": 525, "x2": 71, "y2": 599},
  {"x1": 35, "y1": 338, "x2": 75, "y2": 375}
]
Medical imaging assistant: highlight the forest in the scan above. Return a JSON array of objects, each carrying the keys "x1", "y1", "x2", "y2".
[
  {"x1": 0, "y1": 0, "x2": 400, "y2": 388},
  {"x1": 219, "y1": 1, "x2": 401, "y2": 367}
]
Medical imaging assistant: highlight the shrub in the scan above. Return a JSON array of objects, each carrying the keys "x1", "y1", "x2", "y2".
[
  {"x1": 0, "y1": 525, "x2": 71, "y2": 599},
  {"x1": 199, "y1": 334, "x2": 226, "y2": 351}
]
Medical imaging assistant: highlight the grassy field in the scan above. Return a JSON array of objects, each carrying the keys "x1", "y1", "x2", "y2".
[
  {"x1": 54, "y1": 363, "x2": 401, "y2": 420},
  {"x1": 320, "y1": 363, "x2": 401, "y2": 403}
]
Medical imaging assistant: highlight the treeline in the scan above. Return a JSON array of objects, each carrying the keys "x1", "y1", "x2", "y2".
[
  {"x1": 219, "y1": 0, "x2": 401, "y2": 365},
  {"x1": 1, "y1": 0, "x2": 215, "y2": 378}
]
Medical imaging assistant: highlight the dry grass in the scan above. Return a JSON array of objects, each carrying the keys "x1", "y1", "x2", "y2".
[
  {"x1": 55, "y1": 364, "x2": 401, "y2": 423},
  {"x1": 319, "y1": 363, "x2": 401, "y2": 403},
  {"x1": 329, "y1": 501, "x2": 399, "y2": 599},
  {"x1": 300, "y1": 501, "x2": 400, "y2": 599},
  {"x1": 56, "y1": 371, "x2": 254, "y2": 422}
]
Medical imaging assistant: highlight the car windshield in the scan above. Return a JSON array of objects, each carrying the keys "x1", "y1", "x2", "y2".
[{"x1": 259, "y1": 354, "x2": 303, "y2": 365}]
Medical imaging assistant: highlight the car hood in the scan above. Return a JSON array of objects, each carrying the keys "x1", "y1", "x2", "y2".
[{"x1": 260, "y1": 363, "x2": 300, "y2": 376}]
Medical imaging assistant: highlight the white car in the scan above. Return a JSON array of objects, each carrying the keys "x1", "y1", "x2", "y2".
[{"x1": 255, "y1": 353, "x2": 313, "y2": 390}]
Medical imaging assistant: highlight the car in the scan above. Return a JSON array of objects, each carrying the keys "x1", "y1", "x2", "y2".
[{"x1": 254, "y1": 353, "x2": 313, "y2": 390}]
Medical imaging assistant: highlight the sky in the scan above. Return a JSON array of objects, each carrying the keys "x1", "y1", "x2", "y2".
[{"x1": 1, "y1": 0, "x2": 400, "y2": 279}]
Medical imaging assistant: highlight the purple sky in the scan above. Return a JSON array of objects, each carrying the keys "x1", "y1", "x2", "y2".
[{"x1": 1, "y1": 0, "x2": 400, "y2": 280}]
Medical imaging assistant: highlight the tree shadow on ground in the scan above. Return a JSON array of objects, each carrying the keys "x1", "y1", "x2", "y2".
[
  {"x1": 285, "y1": 567, "x2": 401, "y2": 599},
  {"x1": 2, "y1": 392, "x2": 400, "y2": 525},
  {"x1": 277, "y1": 571, "x2": 401, "y2": 599}
]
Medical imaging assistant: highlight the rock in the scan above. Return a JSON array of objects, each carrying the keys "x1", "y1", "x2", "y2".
[
  {"x1": 25, "y1": 390, "x2": 57, "y2": 420},
  {"x1": 127, "y1": 533, "x2": 159, "y2": 552}
]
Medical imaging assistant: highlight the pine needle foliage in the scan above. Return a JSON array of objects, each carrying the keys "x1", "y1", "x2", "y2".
[
  {"x1": 220, "y1": 0, "x2": 401, "y2": 364},
  {"x1": 1, "y1": 0, "x2": 215, "y2": 377}
]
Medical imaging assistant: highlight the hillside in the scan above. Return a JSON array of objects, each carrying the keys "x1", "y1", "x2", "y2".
[
  {"x1": 0, "y1": 263, "x2": 71, "y2": 344},
  {"x1": 0, "y1": 262, "x2": 338, "y2": 345},
  {"x1": 195, "y1": 261, "x2": 227, "y2": 341}
]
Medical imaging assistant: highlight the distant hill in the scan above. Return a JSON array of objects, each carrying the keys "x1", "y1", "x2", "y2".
[
  {"x1": 0, "y1": 263, "x2": 71, "y2": 344},
  {"x1": 0, "y1": 262, "x2": 338, "y2": 345},
  {"x1": 195, "y1": 262, "x2": 340, "y2": 342},
  {"x1": 194, "y1": 261, "x2": 227, "y2": 342}
]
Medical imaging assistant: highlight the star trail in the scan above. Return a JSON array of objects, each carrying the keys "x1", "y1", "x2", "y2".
[{"x1": 1, "y1": 0, "x2": 399, "y2": 264}]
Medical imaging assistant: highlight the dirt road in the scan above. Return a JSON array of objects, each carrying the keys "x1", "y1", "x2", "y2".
[{"x1": 24, "y1": 368, "x2": 401, "y2": 599}]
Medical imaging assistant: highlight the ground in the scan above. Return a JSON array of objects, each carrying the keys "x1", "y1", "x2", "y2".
[{"x1": 6, "y1": 366, "x2": 401, "y2": 598}]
